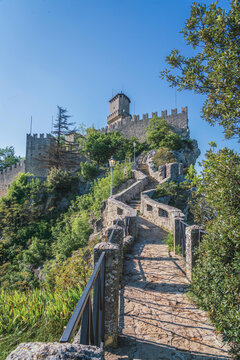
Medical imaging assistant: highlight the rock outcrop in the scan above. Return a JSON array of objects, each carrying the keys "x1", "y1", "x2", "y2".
[{"x1": 6, "y1": 342, "x2": 104, "y2": 360}]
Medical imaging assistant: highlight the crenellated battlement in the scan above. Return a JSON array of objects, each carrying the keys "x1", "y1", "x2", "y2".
[
  {"x1": 0, "y1": 160, "x2": 26, "y2": 197},
  {"x1": 102, "y1": 106, "x2": 189, "y2": 142},
  {"x1": 27, "y1": 133, "x2": 53, "y2": 140},
  {"x1": 0, "y1": 160, "x2": 25, "y2": 175}
]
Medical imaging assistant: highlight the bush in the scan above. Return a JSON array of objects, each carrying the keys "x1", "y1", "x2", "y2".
[
  {"x1": 52, "y1": 212, "x2": 92, "y2": 258},
  {"x1": 188, "y1": 146, "x2": 240, "y2": 356},
  {"x1": 79, "y1": 162, "x2": 98, "y2": 182},
  {"x1": 152, "y1": 148, "x2": 176, "y2": 167},
  {"x1": 190, "y1": 215, "x2": 240, "y2": 356},
  {"x1": 159, "y1": 132, "x2": 182, "y2": 150},
  {"x1": 146, "y1": 116, "x2": 183, "y2": 150},
  {"x1": 153, "y1": 181, "x2": 178, "y2": 198},
  {"x1": 164, "y1": 232, "x2": 174, "y2": 252},
  {"x1": 47, "y1": 167, "x2": 78, "y2": 193}
]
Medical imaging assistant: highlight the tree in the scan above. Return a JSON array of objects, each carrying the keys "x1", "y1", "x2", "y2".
[
  {"x1": 146, "y1": 116, "x2": 182, "y2": 150},
  {"x1": 82, "y1": 128, "x2": 148, "y2": 165},
  {"x1": 40, "y1": 106, "x2": 80, "y2": 169},
  {"x1": 160, "y1": 1, "x2": 240, "y2": 139},
  {"x1": 0, "y1": 146, "x2": 21, "y2": 171}
]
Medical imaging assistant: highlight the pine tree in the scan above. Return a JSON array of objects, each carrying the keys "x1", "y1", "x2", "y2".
[{"x1": 39, "y1": 106, "x2": 81, "y2": 170}]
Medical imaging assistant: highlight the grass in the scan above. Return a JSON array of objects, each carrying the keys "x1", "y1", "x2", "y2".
[
  {"x1": 163, "y1": 232, "x2": 174, "y2": 252},
  {"x1": 0, "y1": 286, "x2": 83, "y2": 359}
]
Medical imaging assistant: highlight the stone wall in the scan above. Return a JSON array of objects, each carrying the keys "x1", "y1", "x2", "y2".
[
  {"x1": 25, "y1": 133, "x2": 85, "y2": 178},
  {"x1": 25, "y1": 134, "x2": 53, "y2": 177},
  {"x1": 141, "y1": 189, "x2": 184, "y2": 231},
  {"x1": 0, "y1": 160, "x2": 25, "y2": 197},
  {"x1": 102, "y1": 107, "x2": 189, "y2": 142},
  {"x1": 105, "y1": 169, "x2": 148, "y2": 228}
]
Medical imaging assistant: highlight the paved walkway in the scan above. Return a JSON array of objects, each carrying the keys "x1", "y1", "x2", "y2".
[{"x1": 105, "y1": 216, "x2": 231, "y2": 360}]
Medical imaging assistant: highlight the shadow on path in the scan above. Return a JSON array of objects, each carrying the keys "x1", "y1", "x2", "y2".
[{"x1": 105, "y1": 216, "x2": 231, "y2": 360}]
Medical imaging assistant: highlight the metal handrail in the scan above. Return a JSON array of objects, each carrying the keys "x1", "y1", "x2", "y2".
[{"x1": 60, "y1": 252, "x2": 105, "y2": 348}]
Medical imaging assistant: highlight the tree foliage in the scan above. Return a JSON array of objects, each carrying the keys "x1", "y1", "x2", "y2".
[
  {"x1": 0, "y1": 146, "x2": 21, "y2": 171},
  {"x1": 160, "y1": 1, "x2": 240, "y2": 139},
  {"x1": 82, "y1": 128, "x2": 148, "y2": 164},
  {"x1": 187, "y1": 146, "x2": 240, "y2": 356},
  {"x1": 146, "y1": 116, "x2": 182, "y2": 150},
  {"x1": 40, "y1": 106, "x2": 80, "y2": 170}
]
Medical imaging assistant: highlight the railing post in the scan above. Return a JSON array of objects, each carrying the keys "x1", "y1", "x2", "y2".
[
  {"x1": 186, "y1": 225, "x2": 202, "y2": 281},
  {"x1": 94, "y1": 242, "x2": 119, "y2": 348},
  {"x1": 106, "y1": 225, "x2": 124, "y2": 282}
]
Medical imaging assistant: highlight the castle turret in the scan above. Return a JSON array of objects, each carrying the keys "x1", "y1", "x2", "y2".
[{"x1": 107, "y1": 92, "x2": 131, "y2": 125}]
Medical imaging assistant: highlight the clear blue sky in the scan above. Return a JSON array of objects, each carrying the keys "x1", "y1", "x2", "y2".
[{"x1": 0, "y1": 0, "x2": 237, "y2": 164}]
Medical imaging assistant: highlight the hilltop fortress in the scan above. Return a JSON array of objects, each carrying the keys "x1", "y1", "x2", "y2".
[
  {"x1": 0, "y1": 93, "x2": 194, "y2": 197},
  {"x1": 101, "y1": 93, "x2": 189, "y2": 141}
]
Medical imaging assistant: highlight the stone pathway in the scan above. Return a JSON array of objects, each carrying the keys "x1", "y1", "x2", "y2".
[{"x1": 105, "y1": 216, "x2": 231, "y2": 360}]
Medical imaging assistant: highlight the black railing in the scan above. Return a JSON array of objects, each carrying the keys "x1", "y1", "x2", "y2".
[{"x1": 60, "y1": 252, "x2": 105, "y2": 348}]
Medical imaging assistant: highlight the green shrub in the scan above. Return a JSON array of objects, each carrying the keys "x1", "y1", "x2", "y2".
[
  {"x1": 52, "y1": 212, "x2": 92, "y2": 259},
  {"x1": 164, "y1": 232, "x2": 174, "y2": 252},
  {"x1": 47, "y1": 167, "x2": 78, "y2": 193},
  {"x1": 152, "y1": 148, "x2": 176, "y2": 168},
  {"x1": 153, "y1": 181, "x2": 178, "y2": 198},
  {"x1": 187, "y1": 147, "x2": 240, "y2": 356},
  {"x1": 159, "y1": 132, "x2": 182, "y2": 150},
  {"x1": 79, "y1": 162, "x2": 98, "y2": 182},
  {"x1": 146, "y1": 116, "x2": 183, "y2": 150},
  {"x1": 190, "y1": 215, "x2": 240, "y2": 356}
]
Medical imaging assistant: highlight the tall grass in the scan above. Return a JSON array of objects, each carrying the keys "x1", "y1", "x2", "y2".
[{"x1": 0, "y1": 286, "x2": 82, "y2": 359}]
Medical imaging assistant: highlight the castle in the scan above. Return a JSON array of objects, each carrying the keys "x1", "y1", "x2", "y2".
[
  {"x1": 0, "y1": 93, "x2": 190, "y2": 196},
  {"x1": 102, "y1": 92, "x2": 189, "y2": 141}
]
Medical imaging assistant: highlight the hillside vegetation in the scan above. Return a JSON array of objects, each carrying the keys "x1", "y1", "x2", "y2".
[{"x1": 0, "y1": 162, "x2": 132, "y2": 359}]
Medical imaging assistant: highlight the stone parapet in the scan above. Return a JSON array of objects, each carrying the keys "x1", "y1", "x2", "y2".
[
  {"x1": 106, "y1": 225, "x2": 124, "y2": 282},
  {"x1": 94, "y1": 242, "x2": 119, "y2": 348},
  {"x1": 141, "y1": 189, "x2": 184, "y2": 231}
]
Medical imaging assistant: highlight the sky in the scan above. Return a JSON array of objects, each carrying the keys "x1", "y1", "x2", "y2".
[{"x1": 0, "y1": 0, "x2": 238, "y2": 164}]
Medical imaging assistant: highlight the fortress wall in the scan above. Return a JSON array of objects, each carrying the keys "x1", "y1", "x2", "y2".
[
  {"x1": 0, "y1": 161, "x2": 26, "y2": 197},
  {"x1": 102, "y1": 107, "x2": 189, "y2": 142},
  {"x1": 25, "y1": 133, "x2": 53, "y2": 178},
  {"x1": 25, "y1": 133, "x2": 86, "y2": 177}
]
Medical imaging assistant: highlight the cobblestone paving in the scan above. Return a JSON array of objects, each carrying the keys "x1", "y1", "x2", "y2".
[{"x1": 105, "y1": 216, "x2": 231, "y2": 360}]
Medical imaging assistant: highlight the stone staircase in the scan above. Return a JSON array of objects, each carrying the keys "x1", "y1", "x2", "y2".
[
  {"x1": 127, "y1": 164, "x2": 159, "y2": 213},
  {"x1": 138, "y1": 163, "x2": 159, "y2": 190},
  {"x1": 127, "y1": 196, "x2": 141, "y2": 212}
]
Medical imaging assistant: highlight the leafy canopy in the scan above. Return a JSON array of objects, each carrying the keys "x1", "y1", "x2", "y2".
[
  {"x1": 82, "y1": 128, "x2": 148, "y2": 165},
  {"x1": 161, "y1": 1, "x2": 240, "y2": 139},
  {"x1": 0, "y1": 146, "x2": 21, "y2": 171},
  {"x1": 146, "y1": 116, "x2": 182, "y2": 150}
]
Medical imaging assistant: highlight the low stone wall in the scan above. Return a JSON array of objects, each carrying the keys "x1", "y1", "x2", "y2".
[
  {"x1": 137, "y1": 151, "x2": 184, "y2": 184},
  {"x1": 141, "y1": 189, "x2": 184, "y2": 231},
  {"x1": 113, "y1": 169, "x2": 148, "y2": 203},
  {"x1": 148, "y1": 161, "x2": 183, "y2": 184},
  {"x1": 105, "y1": 169, "x2": 147, "y2": 229}
]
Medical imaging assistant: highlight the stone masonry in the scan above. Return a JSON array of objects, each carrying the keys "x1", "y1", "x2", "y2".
[
  {"x1": 102, "y1": 102, "x2": 189, "y2": 142},
  {"x1": 0, "y1": 160, "x2": 25, "y2": 197},
  {"x1": 105, "y1": 216, "x2": 231, "y2": 359}
]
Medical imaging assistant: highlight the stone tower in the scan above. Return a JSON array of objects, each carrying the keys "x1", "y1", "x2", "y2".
[{"x1": 107, "y1": 93, "x2": 131, "y2": 125}]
